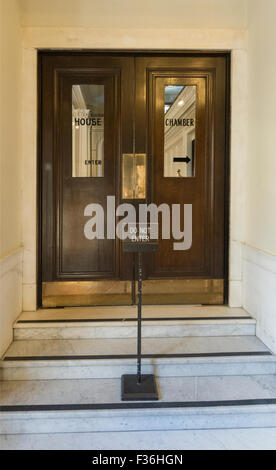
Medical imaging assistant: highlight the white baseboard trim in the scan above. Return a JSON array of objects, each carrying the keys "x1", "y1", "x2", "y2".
[
  {"x1": 243, "y1": 244, "x2": 276, "y2": 353},
  {"x1": 0, "y1": 248, "x2": 23, "y2": 357},
  {"x1": 0, "y1": 247, "x2": 23, "y2": 278}
]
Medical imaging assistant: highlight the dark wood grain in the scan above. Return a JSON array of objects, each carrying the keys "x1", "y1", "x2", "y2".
[
  {"x1": 39, "y1": 52, "x2": 229, "y2": 307},
  {"x1": 135, "y1": 55, "x2": 229, "y2": 290}
]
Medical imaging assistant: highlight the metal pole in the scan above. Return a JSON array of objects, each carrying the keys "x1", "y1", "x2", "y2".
[{"x1": 137, "y1": 251, "x2": 142, "y2": 384}]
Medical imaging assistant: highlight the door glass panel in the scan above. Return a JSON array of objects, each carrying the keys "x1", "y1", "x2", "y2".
[
  {"x1": 72, "y1": 84, "x2": 104, "y2": 177},
  {"x1": 122, "y1": 153, "x2": 146, "y2": 199},
  {"x1": 164, "y1": 85, "x2": 196, "y2": 177}
]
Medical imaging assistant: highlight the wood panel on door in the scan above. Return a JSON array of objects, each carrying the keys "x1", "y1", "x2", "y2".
[
  {"x1": 135, "y1": 55, "x2": 229, "y2": 304},
  {"x1": 40, "y1": 54, "x2": 135, "y2": 306},
  {"x1": 39, "y1": 52, "x2": 229, "y2": 308}
]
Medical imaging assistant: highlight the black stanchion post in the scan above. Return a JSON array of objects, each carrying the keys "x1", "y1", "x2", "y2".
[
  {"x1": 121, "y1": 240, "x2": 159, "y2": 401},
  {"x1": 137, "y1": 251, "x2": 142, "y2": 385}
]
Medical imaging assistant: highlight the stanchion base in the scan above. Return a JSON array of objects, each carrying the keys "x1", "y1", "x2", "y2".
[{"x1": 121, "y1": 374, "x2": 159, "y2": 401}]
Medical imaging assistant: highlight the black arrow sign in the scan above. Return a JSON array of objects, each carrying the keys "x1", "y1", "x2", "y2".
[{"x1": 173, "y1": 156, "x2": 191, "y2": 163}]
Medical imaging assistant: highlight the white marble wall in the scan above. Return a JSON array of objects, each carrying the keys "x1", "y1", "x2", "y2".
[
  {"x1": 21, "y1": 47, "x2": 37, "y2": 311},
  {"x1": 243, "y1": 244, "x2": 276, "y2": 353},
  {"x1": 0, "y1": 249, "x2": 23, "y2": 357},
  {"x1": 20, "y1": 30, "x2": 248, "y2": 310},
  {"x1": 228, "y1": 49, "x2": 248, "y2": 308}
]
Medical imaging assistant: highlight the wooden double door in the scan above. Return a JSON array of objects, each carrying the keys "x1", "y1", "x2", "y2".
[{"x1": 40, "y1": 52, "x2": 229, "y2": 307}]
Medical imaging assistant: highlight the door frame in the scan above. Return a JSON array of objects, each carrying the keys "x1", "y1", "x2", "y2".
[{"x1": 37, "y1": 50, "x2": 230, "y2": 308}]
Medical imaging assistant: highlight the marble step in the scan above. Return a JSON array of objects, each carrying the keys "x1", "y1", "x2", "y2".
[
  {"x1": 13, "y1": 318, "x2": 256, "y2": 340},
  {"x1": 1, "y1": 336, "x2": 274, "y2": 380},
  {"x1": 17, "y1": 306, "x2": 252, "y2": 322},
  {"x1": 1, "y1": 375, "x2": 276, "y2": 434}
]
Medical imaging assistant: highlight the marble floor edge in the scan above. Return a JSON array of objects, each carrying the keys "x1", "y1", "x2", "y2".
[
  {"x1": 2, "y1": 399, "x2": 276, "y2": 413},
  {"x1": 1, "y1": 427, "x2": 276, "y2": 450}
]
